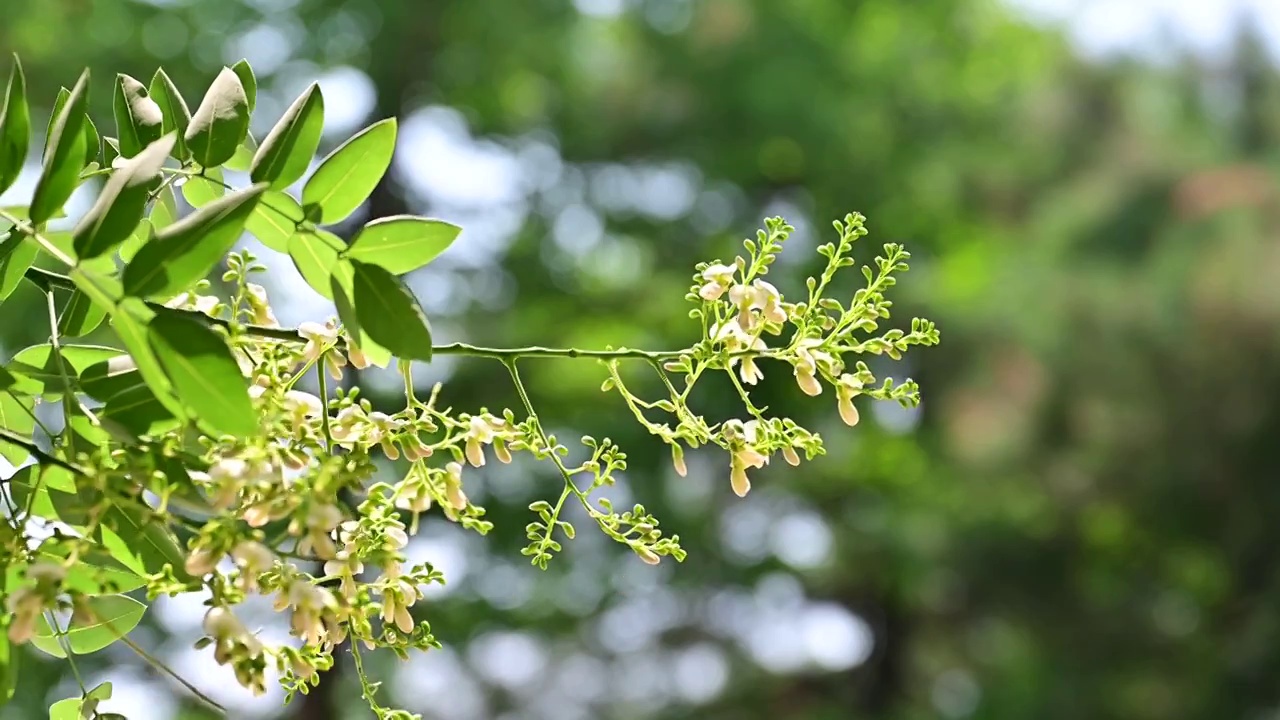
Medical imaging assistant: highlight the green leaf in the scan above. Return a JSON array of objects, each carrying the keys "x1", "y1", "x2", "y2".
[
  {"x1": 6, "y1": 343, "x2": 124, "y2": 398},
  {"x1": 113, "y1": 73, "x2": 164, "y2": 159},
  {"x1": 181, "y1": 166, "x2": 224, "y2": 208},
  {"x1": 251, "y1": 83, "x2": 324, "y2": 190},
  {"x1": 67, "y1": 265, "x2": 123, "y2": 311},
  {"x1": 109, "y1": 299, "x2": 187, "y2": 421},
  {"x1": 72, "y1": 133, "x2": 174, "y2": 260},
  {"x1": 147, "y1": 311, "x2": 256, "y2": 437},
  {"x1": 123, "y1": 182, "x2": 267, "y2": 299},
  {"x1": 149, "y1": 184, "x2": 179, "y2": 231},
  {"x1": 49, "y1": 697, "x2": 80, "y2": 720},
  {"x1": 288, "y1": 228, "x2": 344, "y2": 299},
  {"x1": 57, "y1": 289, "x2": 107, "y2": 337},
  {"x1": 231, "y1": 59, "x2": 257, "y2": 113},
  {"x1": 102, "y1": 136, "x2": 120, "y2": 167},
  {"x1": 43, "y1": 87, "x2": 69, "y2": 160},
  {"x1": 331, "y1": 260, "x2": 392, "y2": 368},
  {"x1": 5, "y1": 548, "x2": 142, "y2": 596},
  {"x1": 350, "y1": 259, "x2": 434, "y2": 361},
  {"x1": 246, "y1": 191, "x2": 302, "y2": 252},
  {"x1": 0, "y1": 56, "x2": 29, "y2": 195},
  {"x1": 100, "y1": 381, "x2": 181, "y2": 438},
  {"x1": 185, "y1": 67, "x2": 250, "y2": 168},
  {"x1": 148, "y1": 68, "x2": 190, "y2": 161},
  {"x1": 346, "y1": 215, "x2": 461, "y2": 275},
  {"x1": 117, "y1": 219, "x2": 151, "y2": 263},
  {"x1": 223, "y1": 132, "x2": 257, "y2": 172},
  {"x1": 82, "y1": 115, "x2": 100, "y2": 167},
  {"x1": 0, "y1": 632, "x2": 15, "y2": 707},
  {"x1": 30, "y1": 70, "x2": 90, "y2": 225},
  {"x1": 31, "y1": 595, "x2": 146, "y2": 658},
  {"x1": 0, "y1": 228, "x2": 37, "y2": 305},
  {"x1": 9, "y1": 464, "x2": 93, "y2": 527},
  {"x1": 302, "y1": 117, "x2": 397, "y2": 224},
  {"x1": 0, "y1": 390, "x2": 33, "y2": 465},
  {"x1": 99, "y1": 502, "x2": 190, "y2": 581},
  {"x1": 79, "y1": 355, "x2": 140, "y2": 401}
]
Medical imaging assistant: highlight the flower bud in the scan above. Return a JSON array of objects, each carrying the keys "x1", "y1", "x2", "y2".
[
  {"x1": 782, "y1": 446, "x2": 801, "y2": 466},
  {"x1": 671, "y1": 445, "x2": 687, "y2": 477}
]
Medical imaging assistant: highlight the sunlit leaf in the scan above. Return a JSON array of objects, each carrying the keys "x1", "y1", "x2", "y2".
[
  {"x1": 331, "y1": 259, "x2": 392, "y2": 368},
  {"x1": 246, "y1": 191, "x2": 302, "y2": 252},
  {"x1": 351, "y1": 259, "x2": 434, "y2": 361},
  {"x1": 123, "y1": 182, "x2": 267, "y2": 299},
  {"x1": 252, "y1": 83, "x2": 324, "y2": 190},
  {"x1": 185, "y1": 67, "x2": 250, "y2": 168},
  {"x1": 57, "y1": 289, "x2": 107, "y2": 337},
  {"x1": 31, "y1": 595, "x2": 146, "y2": 658},
  {"x1": 223, "y1": 132, "x2": 257, "y2": 172},
  {"x1": 148, "y1": 67, "x2": 190, "y2": 161},
  {"x1": 100, "y1": 382, "x2": 181, "y2": 438},
  {"x1": 99, "y1": 502, "x2": 191, "y2": 581},
  {"x1": 0, "y1": 56, "x2": 30, "y2": 195},
  {"x1": 72, "y1": 133, "x2": 174, "y2": 260},
  {"x1": 302, "y1": 117, "x2": 396, "y2": 224},
  {"x1": 0, "y1": 390, "x2": 33, "y2": 465},
  {"x1": 181, "y1": 165, "x2": 224, "y2": 208},
  {"x1": 0, "y1": 228, "x2": 36, "y2": 305},
  {"x1": 231, "y1": 58, "x2": 256, "y2": 113},
  {"x1": 113, "y1": 73, "x2": 164, "y2": 159},
  {"x1": 5, "y1": 547, "x2": 143, "y2": 597},
  {"x1": 8, "y1": 464, "x2": 93, "y2": 527},
  {"x1": 30, "y1": 69, "x2": 89, "y2": 225},
  {"x1": 345, "y1": 215, "x2": 461, "y2": 274},
  {"x1": 5, "y1": 343, "x2": 124, "y2": 397},
  {"x1": 82, "y1": 114, "x2": 100, "y2": 167},
  {"x1": 79, "y1": 355, "x2": 140, "y2": 401},
  {"x1": 48, "y1": 697, "x2": 80, "y2": 720},
  {"x1": 147, "y1": 311, "x2": 256, "y2": 437},
  {"x1": 288, "y1": 228, "x2": 344, "y2": 299},
  {"x1": 107, "y1": 299, "x2": 184, "y2": 419},
  {"x1": 0, "y1": 631, "x2": 15, "y2": 706}
]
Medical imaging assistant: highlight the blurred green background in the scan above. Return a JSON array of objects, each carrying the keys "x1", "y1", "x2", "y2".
[{"x1": 4, "y1": 0, "x2": 1280, "y2": 718}]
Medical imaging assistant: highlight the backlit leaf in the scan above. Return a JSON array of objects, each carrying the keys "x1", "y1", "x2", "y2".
[
  {"x1": 251, "y1": 83, "x2": 324, "y2": 190},
  {"x1": 288, "y1": 228, "x2": 344, "y2": 299},
  {"x1": 6, "y1": 343, "x2": 123, "y2": 397},
  {"x1": 0, "y1": 391, "x2": 33, "y2": 465},
  {"x1": 223, "y1": 132, "x2": 257, "y2": 172},
  {"x1": 302, "y1": 117, "x2": 396, "y2": 224},
  {"x1": 99, "y1": 502, "x2": 190, "y2": 580},
  {"x1": 57, "y1": 289, "x2": 107, "y2": 337},
  {"x1": 123, "y1": 182, "x2": 266, "y2": 299},
  {"x1": 147, "y1": 311, "x2": 257, "y2": 437},
  {"x1": 0, "y1": 228, "x2": 36, "y2": 304},
  {"x1": 351, "y1": 259, "x2": 434, "y2": 361},
  {"x1": 181, "y1": 165, "x2": 224, "y2": 208},
  {"x1": 0, "y1": 56, "x2": 30, "y2": 195},
  {"x1": 113, "y1": 73, "x2": 164, "y2": 158},
  {"x1": 331, "y1": 260, "x2": 393, "y2": 368},
  {"x1": 246, "y1": 191, "x2": 302, "y2": 252},
  {"x1": 345, "y1": 215, "x2": 461, "y2": 274},
  {"x1": 30, "y1": 69, "x2": 89, "y2": 225},
  {"x1": 185, "y1": 67, "x2": 250, "y2": 168},
  {"x1": 31, "y1": 595, "x2": 146, "y2": 658}
]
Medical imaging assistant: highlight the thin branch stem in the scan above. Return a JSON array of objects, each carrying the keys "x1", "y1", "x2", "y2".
[
  {"x1": 0, "y1": 210, "x2": 74, "y2": 265},
  {"x1": 117, "y1": 633, "x2": 226, "y2": 714},
  {"x1": 0, "y1": 428, "x2": 88, "y2": 475}
]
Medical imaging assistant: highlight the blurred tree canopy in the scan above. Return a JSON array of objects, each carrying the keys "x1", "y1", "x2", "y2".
[{"x1": 4, "y1": 1, "x2": 1280, "y2": 719}]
